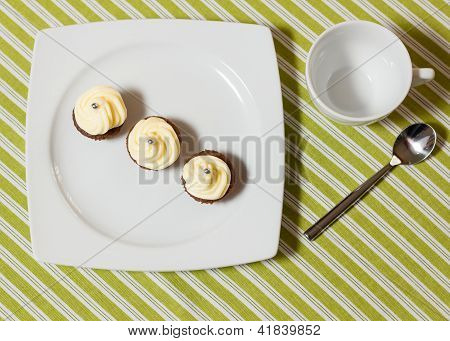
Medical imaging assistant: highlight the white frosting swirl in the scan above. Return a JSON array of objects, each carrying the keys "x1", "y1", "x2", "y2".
[
  {"x1": 74, "y1": 85, "x2": 127, "y2": 135},
  {"x1": 182, "y1": 154, "x2": 231, "y2": 201},
  {"x1": 127, "y1": 117, "x2": 180, "y2": 170}
]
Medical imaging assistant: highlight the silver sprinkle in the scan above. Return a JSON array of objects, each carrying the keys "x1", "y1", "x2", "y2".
[
  {"x1": 204, "y1": 168, "x2": 211, "y2": 174},
  {"x1": 91, "y1": 103, "x2": 98, "y2": 109},
  {"x1": 147, "y1": 139, "x2": 154, "y2": 145}
]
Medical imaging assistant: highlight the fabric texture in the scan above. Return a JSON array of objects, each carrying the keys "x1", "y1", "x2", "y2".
[{"x1": 0, "y1": 0, "x2": 448, "y2": 321}]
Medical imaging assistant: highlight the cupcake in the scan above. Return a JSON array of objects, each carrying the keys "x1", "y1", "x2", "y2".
[
  {"x1": 73, "y1": 85, "x2": 127, "y2": 140},
  {"x1": 126, "y1": 116, "x2": 181, "y2": 170},
  {"x1": 181, "y1": 150, "x2": 233, "y2": 204}
]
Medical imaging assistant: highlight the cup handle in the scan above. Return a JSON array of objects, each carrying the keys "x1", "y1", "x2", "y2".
[{"x1": 411, "y1": 68, "x2": 434, "y2": 87}]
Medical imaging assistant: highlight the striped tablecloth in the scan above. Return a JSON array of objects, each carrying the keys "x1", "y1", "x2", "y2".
[{"x1": 0, "y1": 0, "x2": 448, "y2": 321}]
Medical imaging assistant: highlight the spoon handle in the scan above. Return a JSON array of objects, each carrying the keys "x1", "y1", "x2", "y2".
[{"x1": 305, "y1": 162, "x2": 395, "y2": 241}]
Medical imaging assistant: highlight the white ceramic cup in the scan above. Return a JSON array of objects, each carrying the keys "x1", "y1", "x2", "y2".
[{"x1": 306, "y1": 21, "x2": 434, "y2": 125}]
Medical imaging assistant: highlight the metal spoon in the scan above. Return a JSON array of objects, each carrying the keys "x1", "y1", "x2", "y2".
[{"x1": 304, "y1": 123, "x2": 437, "y2": 241}]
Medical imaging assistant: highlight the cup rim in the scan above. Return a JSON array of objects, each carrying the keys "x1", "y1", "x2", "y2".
[{"x1": 306, "y1": 20, "x2": 413, "y2": 123}]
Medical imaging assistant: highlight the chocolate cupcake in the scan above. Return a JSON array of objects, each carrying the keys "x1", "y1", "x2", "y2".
[
  {"x1": 181, "y1": 150, "x2": 233, "y2": 204},
  {"x1": 73, "y1": 85, "x2": 127, "y2": 140},
  {"x1": 126, "y1": 116, "x2": 181, "y2": 170}
]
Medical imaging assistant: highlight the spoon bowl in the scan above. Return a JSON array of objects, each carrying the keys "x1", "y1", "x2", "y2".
[{"x1": 393, "y1": 123, "x2": 437, "y2": 165}]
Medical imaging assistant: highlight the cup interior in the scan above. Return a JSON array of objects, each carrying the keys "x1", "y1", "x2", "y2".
[{"x1": 308, "y1": 21, "x2": 412, "y2": 120}]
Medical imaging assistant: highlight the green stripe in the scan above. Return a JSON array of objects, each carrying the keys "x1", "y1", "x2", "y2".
[
  {"x1": 93, "y1": 270, "x2": 163, "y2": 320},
  {"x1": 0, "y1": 259, "x2": 66, "y2": 320},
  {"x1": 220, "y1": 267, "x2": 292, "y2": 320},
  {"x1": 0, "y1": 118, "x2": 25, "y2": 153},
  {"x1": 0, "y1": 64, "x2": 28, "y2": 99},
  {"x1": 397, "y1": 0, "x2": 448, "y2": 39},
  {"x1": 6, "y1": 0, "x2": 49, "y2": 31},
  {"x1": 0, "y1": 285, "x2": 36, "y2": 320},
  {"x1": 67, "y1": 0, "x2": 102, "y2": 21},
  {"x1": 129, "y1": 272, "x2": 196, "y2": 320},
  {"x1": 0, "y1": 201, "x2": 29, "y2": 239},
  {"x1": 0, "y1": 147, "x2": 25, "y2": 181},
  {"x1": 271, "y1": 252, "x2": 355, "y2": 320},
  {"x1": 97, "y1": 0, "x2": 131, "y2": 19},
  {"x1": 36, "y1": 0, "x2": 76, "y2": 25},
  {"x1": 368, "y1": 0, "x2": 447, "y2": 63},
  {"x1": 57, "y1": 267, "x2": 132, "y2": 321},
  {"x1": 156, "y1": 0, "x2": 191, "y2": 19},
  {"x1": 186, "y1": 0, "x2": 222, "y2": 20},
  {"x1": 280, "y1": 226, "x2": 386, "y2": 320},
  {"x1": 0, "y1": 174, "x2": 27, "y2": 210},
  {"x1": 192, "y1": 271, "x2": 260, "y2": 320},
  {"x1": 127, "y1": 0, "x2": 160, "y2": 18},
  {"x1": 160, "y1": 273, "x2": 228, "y2": 320},
  {"x1": 0, "y1": 93, "x2": 26, "y2": 125},
  {"x1": 0, "y1": 8, "x2": 35, "y2": 49},
  {"x1": 1, "y1": 231, "x2": 98, "y2": 320},
  {"x1": 248, "y1": 262, "x2": 324, "y2": 320},
  {"x1": 0, "y1": 37, "x2": 31, "y2": 74}
]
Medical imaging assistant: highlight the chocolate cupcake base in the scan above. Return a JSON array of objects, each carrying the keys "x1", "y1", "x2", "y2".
[
  {"x1": 126, "y1": 116, "x2": 182, "y2": 171},
  {"x1": 73, "y1": 110, "x2": 122, "y2": 140},
  {"x1": 182, "y1": 150, "x2": 233, "y2": 204}
]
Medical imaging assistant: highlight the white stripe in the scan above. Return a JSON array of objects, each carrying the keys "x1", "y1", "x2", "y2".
[
  {"x1": 384, "y1": 0, "x2": 447, "y2": 49},
  {"x1": 180, "y1": 271, "x2": 240, "y2": 320},
  {"x1": 84, "y1": 0, "x2": 115, "y2": 20},
  {"x1": 263, "y1": 259, "x2": 338, "y2": 320},
  {"x1": 1, "y1": 247, "x2": 79, "y2": 320},
  {"x1": 26, "y1": 2, "x2": 60, "y2": 27},
  {"x1": 151, "y1": 272, "x2": 210, "y2": 320},
  {"x1": 142, "y1": 0, "x2": 174, "y2": 19},
  {"x1": 238, "y1": 265, "x2": 305, "y2": 320},
  {"x1": 173, "y1": 0, "x2": 203, "y2": 20},
  {"x1": 0, "y1": 1, "x2": 39, "y2": 37},
  {"x1": 80, "y1": 270, "x2": 146, "y2": 320},
  {"x1": 0, "y1": 301, "x2": 18, "y2": 320},
  {"x1": 111, "y1": 0, "x2": 144, "y2": 19},
  {"x1": 0, "y1": 80, "x2": 27, "y2": 110},
  {"x1": 0, "y1": 106, "x2": 25, "y2": 135},
  {"x1": 0, "y1": 133, "x2": 24, "y2": 164},
  {"x1": 54, "y1": 0, "x2": 89, "y2": 24},
  {"x1": 0, "y1": 274, "x2": 48, "y2": 320},
  {"x1": 115, "y1": 271, "x2": 177, "y2": 320},
  {"x1": 0, "y1": 51, "x2": 30, "y2": 84},
  {"x1": 277, "y1": 239, "x2": 369, "y2": 320},
  {"x1": 210, "y1": 269, "x2": 273, "y2": 320},
  {"x1": 416, "y1": 0, "x2": 448, "y2": 23},
  {"x1": 0, "y1": 25, "x2": 32, "y2": 59}
]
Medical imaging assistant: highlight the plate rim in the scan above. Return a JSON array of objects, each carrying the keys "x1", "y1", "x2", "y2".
[{"x1": 26, "y1": 19, "x2": 285, "y2": 271}]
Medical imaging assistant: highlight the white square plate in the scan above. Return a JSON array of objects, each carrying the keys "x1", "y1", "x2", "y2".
[{"x1": 27, "y1": 20, "x2": 284, "y2": 271}]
